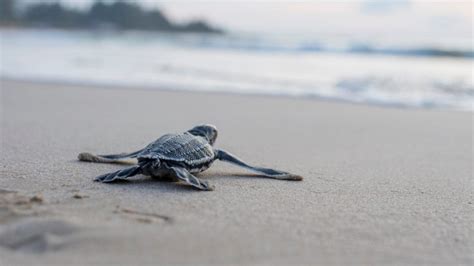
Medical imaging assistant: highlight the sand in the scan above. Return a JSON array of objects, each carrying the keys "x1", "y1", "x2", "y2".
[{"x1": 0, "y1": 79, "x2": 472, "y2": 265}]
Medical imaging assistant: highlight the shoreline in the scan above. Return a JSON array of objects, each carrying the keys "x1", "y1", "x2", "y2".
[
  {"x1": 2, "y1": 77, "x2": 470, "y2": 112},
  {"x1": 1, "y1": 79, "x2": 472, "y2": 265}
]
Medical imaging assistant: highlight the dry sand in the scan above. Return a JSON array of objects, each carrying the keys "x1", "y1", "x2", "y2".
[{"x1": 0, "y1": 79, "x2": 472, "y2": 265}]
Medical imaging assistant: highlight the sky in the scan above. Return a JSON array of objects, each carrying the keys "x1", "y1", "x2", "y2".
[{"x1": 18, "y1": 0, "x2": 473, "y2": 41}]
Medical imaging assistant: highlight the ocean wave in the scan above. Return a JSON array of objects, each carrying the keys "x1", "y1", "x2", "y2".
[
  {"x1": 172, "y1": 33, "x2": 473, "y2": 59},
  {"x1": 347, "y1": 45, "x2": 473, "y2": 59}
]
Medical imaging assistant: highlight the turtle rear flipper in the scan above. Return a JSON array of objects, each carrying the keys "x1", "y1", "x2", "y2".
[
  {"x1": 215, "y1": 149, "x2": 303, "y2": 181},
  {"x1": 94, "y1": 165, "x2": 141, "y2": 183},
  {"x1": 168, "y1": 166, "x2": 214, "y2": 191}
]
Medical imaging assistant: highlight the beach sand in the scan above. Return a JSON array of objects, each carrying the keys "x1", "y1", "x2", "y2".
[{"x1": 1, "y1": 79, "x2": 472, "y2": 265}]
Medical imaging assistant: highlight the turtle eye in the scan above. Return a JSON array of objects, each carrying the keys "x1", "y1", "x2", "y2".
[{"x1": 209, "y1": 131, "x2": 217, "y2": 145}]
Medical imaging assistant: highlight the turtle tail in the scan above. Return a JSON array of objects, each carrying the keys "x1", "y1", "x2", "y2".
[{"x1": 94, "y1": 165, "x2": 141, "y2": 183}]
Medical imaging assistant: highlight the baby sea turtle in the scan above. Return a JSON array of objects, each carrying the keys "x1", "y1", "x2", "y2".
[{"x1": 78, "y1": 124, "x2": 302, "y2": 191}]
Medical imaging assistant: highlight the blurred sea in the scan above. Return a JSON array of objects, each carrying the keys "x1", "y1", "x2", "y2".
[{"x1": 1, "y1": 29, "x2": 472, "y2": 110}]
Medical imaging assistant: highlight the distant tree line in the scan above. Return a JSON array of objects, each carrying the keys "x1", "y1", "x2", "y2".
[
  {"x1": 0, "y1": 0, "x2": 16, "y2": 24},
  {"x1": 0, "y1": 0, "x2": 223, "y2": 34}
]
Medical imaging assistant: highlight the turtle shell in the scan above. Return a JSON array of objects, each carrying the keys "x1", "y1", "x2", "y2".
[{"x1": 137, "y1": 133, "x2": 215, "y2": 166}]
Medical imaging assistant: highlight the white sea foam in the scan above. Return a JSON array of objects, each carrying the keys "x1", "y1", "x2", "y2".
[{"x1": 1, "y1": 29, "x2": 472, "y2": 110}]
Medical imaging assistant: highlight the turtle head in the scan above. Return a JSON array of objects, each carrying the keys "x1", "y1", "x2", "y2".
[{"x1": 187, "y1": 124, "x2": 218, "y2": 145}]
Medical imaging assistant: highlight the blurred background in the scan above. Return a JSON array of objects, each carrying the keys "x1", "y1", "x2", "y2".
[{"x1": 1, "y1": 0, "x2": 472, "y2": 110}]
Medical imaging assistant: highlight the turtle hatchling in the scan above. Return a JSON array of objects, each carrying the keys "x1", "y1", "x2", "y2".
[{"x1": 78, "y1": 124, "x2": 302, "y2": 191}]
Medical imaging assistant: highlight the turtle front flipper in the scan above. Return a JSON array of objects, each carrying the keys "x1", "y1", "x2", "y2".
[
  {"x1": 215, "y1": 149, "x2": 303, "y2": 181},
  {"x1": 94, "y1": 165, "x2": 141, "y2": 183},
  {"x1": 167, "y1": 166, "x2": 214, "y2": 191},
  {"x1": 78, "y1": 149, "x2": 143, "y2": 164}
]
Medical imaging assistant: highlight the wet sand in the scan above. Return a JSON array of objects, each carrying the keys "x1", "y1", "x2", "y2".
[{"x1": 1, "y1": 79, "x2": 472, "y2": 265}]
